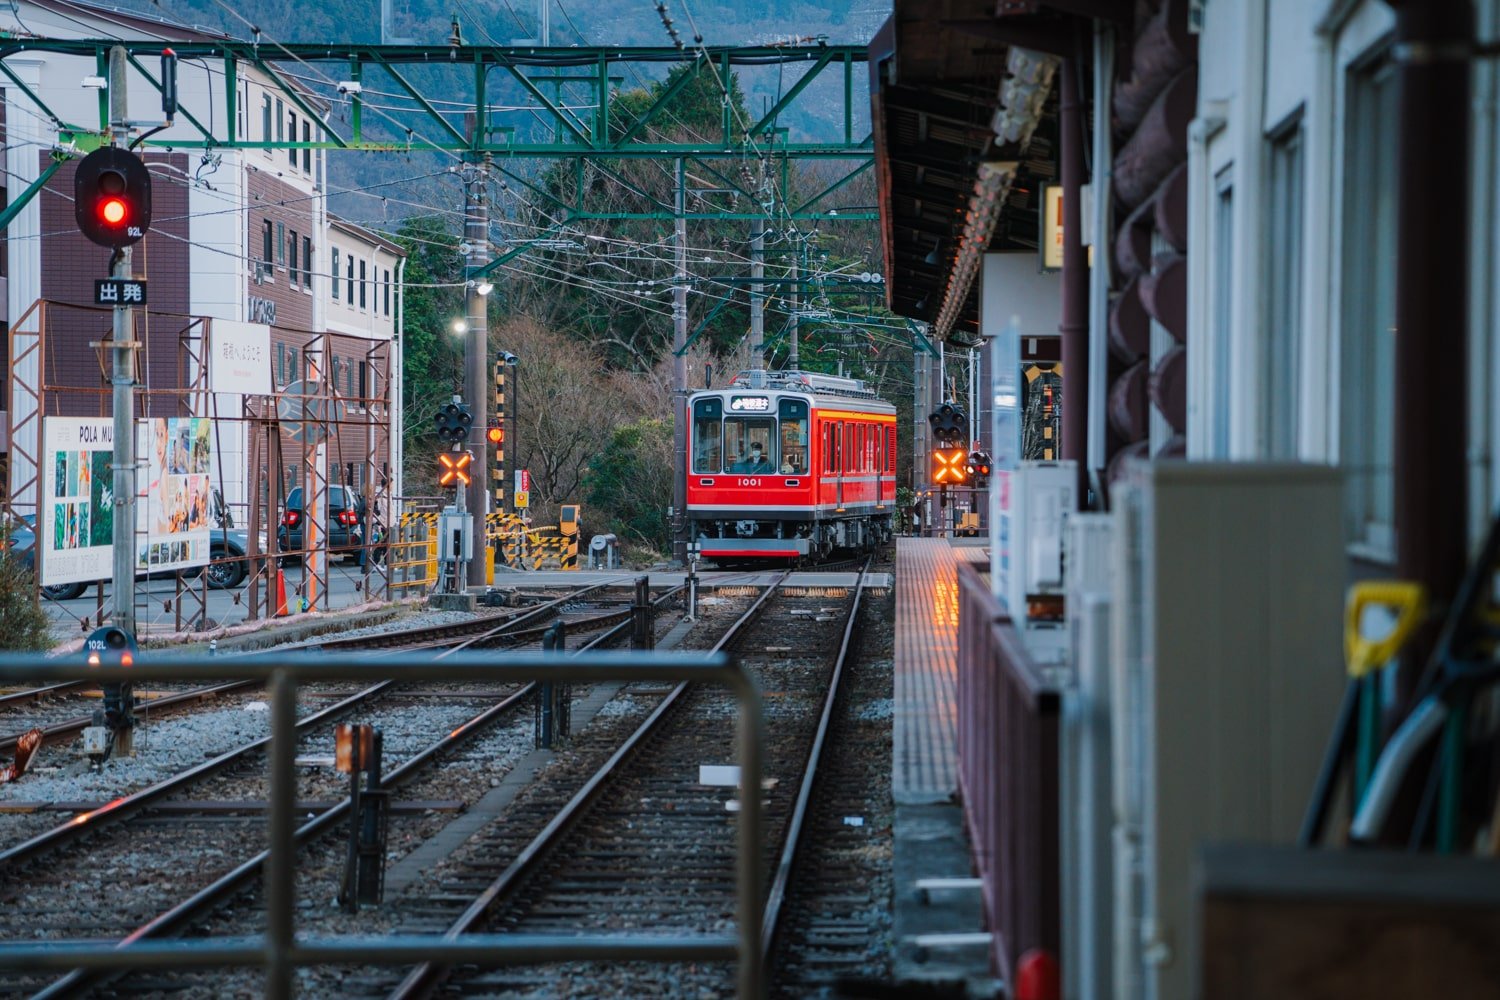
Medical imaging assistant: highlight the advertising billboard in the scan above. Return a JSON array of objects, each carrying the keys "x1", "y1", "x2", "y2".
[
  {"x1": 137, "y1": 416, "x2": 213, "y2": 574},
  {"x1": 39, "y1": 418, "x2": 115, "y2": 586}
]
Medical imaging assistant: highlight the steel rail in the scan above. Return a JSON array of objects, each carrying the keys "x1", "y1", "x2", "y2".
[
  {"x1": 33, "y1": 682, "x2": 537, "y2": 1000},
  {"x1": 760, "y1": 557, "x2": 871, "y2": 961},
  {"x1": 291, "y1": 581, "x2": 616, "y2": 653},
  {"x1": 0, "y1": 681, "x2": 88, "y2": 709},
  {"x1": 0, "y1": 679, "x2": 262, "y2": 756},
  {"x1": 0, "y1": 683, "x2": 395, "y2": 873},
  {"x1": 385, "y1": 573, "x2": 786, "y2": 1000}
]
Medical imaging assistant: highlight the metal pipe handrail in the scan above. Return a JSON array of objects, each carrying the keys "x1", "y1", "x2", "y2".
[{"x1": 0, "y1": 650, "x2": 764, "y2": 1000}]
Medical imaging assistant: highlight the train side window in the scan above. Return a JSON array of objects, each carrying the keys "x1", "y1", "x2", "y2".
[{"x1": 692, "y1": 398, "x2": 723, "y2": 473}]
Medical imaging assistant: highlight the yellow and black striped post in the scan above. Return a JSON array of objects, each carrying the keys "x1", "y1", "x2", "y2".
[{"x1": 491, "y1": 361, "x2": 507, "y2": 512}]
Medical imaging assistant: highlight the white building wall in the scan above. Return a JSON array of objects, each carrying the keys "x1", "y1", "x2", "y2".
[{"x1": 1191, "y1": 0, "x2": 1401, "y2": 523}]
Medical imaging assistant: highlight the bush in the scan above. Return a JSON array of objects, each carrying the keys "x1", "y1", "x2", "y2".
[{"x1": 0, "y1": 529, "x2": 53, "y2": 651}]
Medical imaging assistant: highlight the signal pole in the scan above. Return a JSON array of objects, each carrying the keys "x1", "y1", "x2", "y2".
[
  {"x1": 462, "y1": 149, "x2": 490, "y2": 589},
  {"x1": 107, "y1": 45, "x2": 137, "y2": 642},
  {"x1": 671, "y1": 158, "x2": 687, "y2": 564}
]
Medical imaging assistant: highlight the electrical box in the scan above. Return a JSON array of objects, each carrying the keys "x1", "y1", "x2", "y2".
[
  {"x1": 437, "y1": 508, "x2": 473, "y2": 563},
  {"x1": 993, "y1": 460, "x2": 1076, "y2": 662}
]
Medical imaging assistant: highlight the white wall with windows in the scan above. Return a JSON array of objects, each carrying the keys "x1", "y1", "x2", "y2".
[{"x1": 1190, "y1": 0, "x2": 1417, "y2": 563}]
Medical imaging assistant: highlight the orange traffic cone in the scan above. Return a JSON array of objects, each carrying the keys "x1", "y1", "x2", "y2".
[{"x1": 274, "y1": 567, "x2": 289, "y2": 617}]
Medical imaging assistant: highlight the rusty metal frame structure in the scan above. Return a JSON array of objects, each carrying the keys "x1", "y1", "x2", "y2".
[{"x1": 3, "y1": 299, "x2": 395, "y2": 631}]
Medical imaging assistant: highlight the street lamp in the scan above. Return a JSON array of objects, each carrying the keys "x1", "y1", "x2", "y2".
[
  {"x1": 451, "y1": 318, "x2": 468, "y2": 335},
  {"x1": 467, "y1": 279, "x2": 494, "y2": 296}
]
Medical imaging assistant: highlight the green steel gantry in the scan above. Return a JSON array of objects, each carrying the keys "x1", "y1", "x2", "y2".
[{"x1": 0, "y1": 36, "x2": 932, "y2": 354}]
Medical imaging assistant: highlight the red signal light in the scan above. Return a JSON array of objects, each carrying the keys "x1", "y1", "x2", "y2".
[
  {"x1": 99, "y1": 197, "x2": 128, "y2": 225},
  {"x1": 487, "y1": 427, "x2": 504, "y2": 445}
]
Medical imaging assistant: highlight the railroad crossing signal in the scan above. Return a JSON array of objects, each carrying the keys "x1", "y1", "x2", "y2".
[
  {"x1": 967, "y1": 450, "x2": 992, "y2": 486},
  {"x1": 486, "y1": 426, "x2": 504, "y2": 445},
  {"x1": 434, "y1": 401, "x2": 473, "y2": 444},
  {"x1": 438, "y1": 451, "x2": 473, "y2": 487},
  {"x1": 932, "y1": 447, "x2": 969, "y2": 486},
  {"x1": 928, "y1": 403, "x2": 967, "y2": 447},
  {"x1": 74, "y1": 147, "x2": 152, "y2": 248}
]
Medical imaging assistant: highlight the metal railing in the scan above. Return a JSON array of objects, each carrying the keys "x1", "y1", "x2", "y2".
[
  {"x1": 0, "y1": 650, "x2": 766, "y2": 999},
  {"x1": 955, "y1": 561, "x2": 1062, "y2": 982}
]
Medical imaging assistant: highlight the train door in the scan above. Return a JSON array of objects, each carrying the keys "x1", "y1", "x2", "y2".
[{"x1": 835, "y1": 421, "x2": 844, "y2": 509}]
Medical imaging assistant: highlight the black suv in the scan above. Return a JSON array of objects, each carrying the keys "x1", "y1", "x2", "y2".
[{"x1": 277, "y1": 486, "x2": 376, "y2": 565}]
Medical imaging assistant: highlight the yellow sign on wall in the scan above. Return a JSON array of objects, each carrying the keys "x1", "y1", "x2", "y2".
[{"x1": 515, "y1": 490, "x2": 529, "y2": 509}]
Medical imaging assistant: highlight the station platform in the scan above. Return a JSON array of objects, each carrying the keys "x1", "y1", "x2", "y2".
[{"x1": 892, "y1": 537, "x2": 999, "y2": 997}]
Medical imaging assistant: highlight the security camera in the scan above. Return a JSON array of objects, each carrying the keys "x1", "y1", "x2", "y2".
[
  {"x1": 336, "y1": 81, "x2": 363, "y2": 95},
  {"x1": 500, "y1": 351, "x2": 519, "y2": 366}
]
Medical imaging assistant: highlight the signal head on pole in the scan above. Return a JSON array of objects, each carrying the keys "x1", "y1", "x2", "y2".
[{"x1": 74, "y1": 147, "x2": 152, "y2": 249}]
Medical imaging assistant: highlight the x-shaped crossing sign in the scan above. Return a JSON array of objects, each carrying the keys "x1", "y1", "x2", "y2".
[{"x1": 438, "y1": 450, "x2": 474, "y2": 487}]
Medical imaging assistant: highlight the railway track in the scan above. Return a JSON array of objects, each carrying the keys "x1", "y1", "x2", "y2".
[
  {"x1": 1, "y1": 582, "x2": 687, "y2": 998},
  {"x1": 364, "y1": 561, "x2": 872, "y2": 998}
]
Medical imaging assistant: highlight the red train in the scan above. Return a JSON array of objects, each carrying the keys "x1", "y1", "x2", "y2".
[{"x1": 686, "y1": 370, "x2": 898, "y2": 562}]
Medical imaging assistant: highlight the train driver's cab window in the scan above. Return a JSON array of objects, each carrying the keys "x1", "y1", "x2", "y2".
[
  {"x1": 692, "y1": 398, "x2": 723, "y2": 474},
  {"x1": 725, "y1": 413, "x2": 776, "y2": 474},
  {"x1": 778, "y1": 399, "x2": 809, "y2": 474}
]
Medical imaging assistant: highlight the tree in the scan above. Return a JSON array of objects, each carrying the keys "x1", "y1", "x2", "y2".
[
  {"x1": 0, "y1": 528, "x2": 52, "y2": 651},
  {"x1": 585, "y1": 418, "x2": 675, "y2": 553}
]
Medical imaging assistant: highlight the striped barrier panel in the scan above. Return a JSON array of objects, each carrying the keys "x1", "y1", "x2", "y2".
[{"x1": 391, "y1": 514, "x2": 439, "y2": 591}]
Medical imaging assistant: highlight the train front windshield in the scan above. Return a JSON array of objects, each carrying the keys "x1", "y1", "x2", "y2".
[{"x1": 693, "y1": 396, "x2": 808, "y2": 476}]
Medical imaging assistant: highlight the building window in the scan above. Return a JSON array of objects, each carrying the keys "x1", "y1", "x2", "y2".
[
  {"x1": 276, "y1": 343, "x2": 286, "y2": 384},
  {"x1": 275, "y1": 221, "x2": 285, "y2": 267},
  {"x1": 331, "y1": 248, "x2": 340, "y2": 298},
  {"x1": 303, "y1": 236, "x2": 313, "y2": 290},
  {"x1": 262, "y1": 219, "x2": 273, "y2": 265},
  {"x1": 288, "y1": 112, "x2": 297, "y2": 166},
  {"x1": 1341, "y1": 50, "x2": 1399, "y2": 559},
  {"x1": 358, "y1": 360, "x2": 369, "y2": 403},
  {"x1": 275, "y1": 98, "x2": 284, "y2": 142},
  {"x1": 261, "y1": 94, "x2": 271, "y2": 141},
  {"x1": 302, "y1": 121, "x2": 311, "y2": 173},
  {"x1": 346, "y1": 257, "x2": 355, "y2": 305},
  {"x1": 1211, "y1": 167, "x2": 1234, "y2": 459},
  {"x1": 288, "y1": 229, "x2": 299, "y2": 285},
  {"x1": 1265, "y1": 115, "x2": 1304, "y2": 460},
  {"x1": 359, "y1": 260, "x2": 367, "y2": 309},
  {"x1": 383, "y1": 269, "x2": 391, "y2": 315}
]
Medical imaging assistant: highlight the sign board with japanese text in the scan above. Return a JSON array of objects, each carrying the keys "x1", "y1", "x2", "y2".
[
  {"x1": 208, "y1": 320, "x2": 272, "y2": 395},
  {"x1": 1042, "y1": 184, "x2": 1063, "y2": 271},
  {"x1": 94, "y1": 279, "x2": 147, "y2": 306}
]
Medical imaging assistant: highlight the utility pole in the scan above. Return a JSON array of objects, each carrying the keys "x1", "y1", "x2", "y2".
[
  {"x1": 749, "y1": 216, "x2": 764, "y2": 385},
  {"x1": 671, "y1": 158, "x2": 688, "y2": 564},
  {"x1": 107, "y1": 45, "x2": 136, "y2": 644},
  {"x1": 463, "y1": 148, "x2": 490, "y2": 589},
  {"x1": 788, "y1": 242, "x2": 800, "y2": 370}
]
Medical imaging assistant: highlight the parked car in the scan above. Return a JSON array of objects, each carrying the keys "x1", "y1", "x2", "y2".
[
  {"x1": 3, "y1": 513, "x2": 250, "y2": 600},
  {"x1": 277, "y1": 486, "x2": 380, "y2": 565}
]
